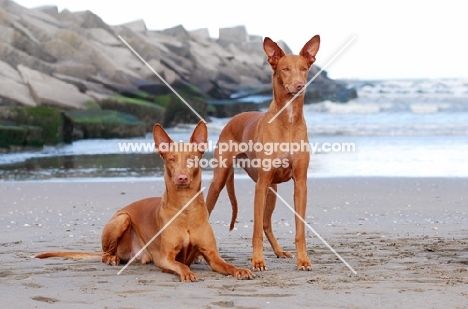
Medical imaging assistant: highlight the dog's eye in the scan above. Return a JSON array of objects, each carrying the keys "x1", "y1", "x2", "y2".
[
  {"x1": 168, "y1": 157, "x2": 175, "y2": 162},
  {"x1": 301, "y1": 67, "x2": 308, "y2": 71},
  {"x1": 282, "y1": 68, "x2": 291, "y2": 72}
]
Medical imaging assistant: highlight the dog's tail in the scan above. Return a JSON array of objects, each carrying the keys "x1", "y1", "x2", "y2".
[
  {"x1": 36, "y1": 252, "x2": 102, "y2": 259},
  {"x1": 226, "y1": 168, "x2": 238, "y2": 231}
]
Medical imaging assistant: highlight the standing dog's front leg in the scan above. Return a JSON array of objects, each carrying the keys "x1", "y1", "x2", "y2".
[
  {"x1": 252, "y1": 178, "x2": 270, "y2": 271},
  {"x1": 293, "y1": 175, "x2": 312, "y2": 271},
  {"x1": 264, "y1": 183, "x2": 293, "y2": 259}
]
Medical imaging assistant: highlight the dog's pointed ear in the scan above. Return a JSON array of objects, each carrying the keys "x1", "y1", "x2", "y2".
[
  {"x1": 263, "y1": 37, "x2": 286, "y2": 70},
  {"x1": 153, "y1": 123, "x2": 174, "y2": 155},
  {"x1": 190, "y1": 120, "x2": 208, "y2": 153},
  {"x1": 300, "y1": 35, "x2": 320, "y2": 68}
]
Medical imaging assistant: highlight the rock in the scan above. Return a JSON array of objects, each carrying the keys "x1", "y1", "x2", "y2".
[
  {"x1": 72, "y1": 10, "x2": 114, "y2": 33},
  {"x1": 225, "y1": 44, "x2": 266, "y2": 77},
  {"x1": 52, "y1": 61, "x2": 98, "y2": 80},
  {"x1": 0, "y1": 0, "x2": 29, "y2": 16},
  {"x1": 113, "y1": 27, "x2": 160, "y2": 60},
  {"x1": 219, "y1": 26, "x2": 248, "y2": 47},
  {"x1": 18, "y1": 11, "x2": 60, "y2": 42},
  {"x1": 0, "y1": 122, "x2": 43, "y2": 149},
  {"x1": 150, "y1": 27, "x2": 191, "y2": 58},
  {"x1": 55, "y1": 9, "x2": 80, "y2": 26},
  {"x1": 0, "y1": 24, "x2": 14, "y2": 44},
  {"x1": 120, "y1": 19, "x2": 147, "y2": 33},
  {"x1": 0, "y1": 106, "x2": 69, "y2": 145},
  {"x1": 208, "y1": 99, "x2": 270, "y2": 118},
  {"x1": 276, "y1": 40, "x2": 293, "y2": 54},
  {"x1": 190, "y1": 28, "x2": 210, "y2": 41},
  {"x1": 189, "y1": 41, "x2": 221, "y2": 72},
  {"x1": 52, "y1": 29, "x2": 138, "y2": 79},
  {"x1": 164, "y1": 41, "x2": 191, "y2": 59},
  {"x1": 86, "y1": 28, "x2": 121, "y2": 46},
  {"x1": 160, "y1": 82, "x2": 208, "y2": 127},
  {"x1": 66, "y1": 110, "x2": 146, "y2": 139},
  {"x1": 87, "y1": 74, "x2": 141, "y2": 97},
  {"x1": 98, "y1": 96, "x2": 165, "y2": 132},
  {"x1": 0, "y1": 59, "x2": 22, "y2": 82},
  {"x1": 41, "y1": 39, "x2": 91, "y2": 64},
  {"x1": 92, "y1": 42, "x2": 143, "y2": 74},
  {"x1": 0, "y1": 78, "x2": 37, "y2": 107},
  {"x1": 303, "y1": 68, "x2": 358, "y2": 103},
  {"x1": 161, "y1": 66, "x2": 178, "y2": 84},
  {"x1": 309, "y1": 82, "x2": 358, "y2": 103},
  {"x1": 18, "y1": 65, "x2": 95, "y2": 110},
  {"x1": 160, "y1": 55, "x2": 191, "y2": 81},
  {"x1": 0, "y1": 42, "x2": 54, "y2": 75},
  {"x1": 0, "y1": 60, "x2": 37, "y2": 107},
  {"x1": 162, "y1": 24, "x2": 191, "y2": 41},
  {"x1": 85, "y1": 91, "x2": 111, "y2": 104},
  {"x1": 144, "y1": 31, "x2": 172, "y2": 53},
  {"x1": 21, "y1": 4, "x2": 61, "y2": 26},
  {"x1": 3, "y1": 13, "x2": 41, "y2": 44},
  {"x1": 233, "y1": 41, "x2": 265, "y2": 66},
  {"x1": 163, "y1": 94, "x2": 206, "y2": 127},
  {"x1": 189, "y1": 69, "x2": 219, "y2": 97},
  {"x1": 218, "y1": 66, "x2": 242, "y2": 84},
  {"x1": 33, "y1": 6, "x2": 59, "y2": 17},
  {"x1": 11, "y1": 27, "x2": 57, "y2": 62},
  {"x1": 142, "y1": 59, "x2": 180, "y2": 84},
  {"x1": 248, "y1": 35, "x2": 263, "y2": 42},
  {"x1": 53, "y1": 73, "x2": 115, "y2": 96}
]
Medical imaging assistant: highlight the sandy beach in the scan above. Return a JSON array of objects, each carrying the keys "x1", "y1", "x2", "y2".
[{"x1": 1, "y1": 177, "x2": 467, "y2": 308}]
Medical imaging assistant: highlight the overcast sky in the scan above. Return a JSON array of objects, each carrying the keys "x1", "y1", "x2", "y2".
[{"x1": 12, "y1": 0, "x2": 468, "y2": 80}]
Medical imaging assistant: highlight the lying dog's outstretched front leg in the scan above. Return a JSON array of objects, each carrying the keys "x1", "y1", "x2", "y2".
[
  {"x1": 158, "y1": 252, "x2": 198, "y2": 282},
  {"x1": 203, "y1": 249, "x2": 254, "y2": 280},
  {"x1": 195, "y1": 226, "x2": 254, "y2": 280}
]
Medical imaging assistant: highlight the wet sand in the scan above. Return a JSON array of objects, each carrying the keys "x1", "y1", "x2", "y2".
[{"x1": 1, "y1": 177, "x2": 467, "y2": 308}]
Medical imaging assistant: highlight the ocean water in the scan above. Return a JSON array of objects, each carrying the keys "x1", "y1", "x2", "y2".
[
  {"x1": 1, "y1": 79, "x2": 467, "y2": 181},
  {"x1": 302, "y1": 79, "x2": 468, "y2": 177}
]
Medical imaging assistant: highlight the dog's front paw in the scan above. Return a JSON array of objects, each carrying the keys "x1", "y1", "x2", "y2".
[
  {"x1": 233, "y1": 268, "x2": 255, "y2": 280},
  {"x1": 102, "y1": 255, "x2": 120, "y2": 266},
  {"x1": 297, "y1": 258, "x2": 313, "y2": 271},
  {"x1": 180, "y1": 271, "x2": 198, "y2": 282},
  {"x1": 251, "y1": 256, "x2": 268, "y2": 271}
]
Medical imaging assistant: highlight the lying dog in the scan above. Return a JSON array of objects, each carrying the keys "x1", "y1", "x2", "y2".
[{"x1": 36, "y1": 121, "x2": 254, "y2": 282}]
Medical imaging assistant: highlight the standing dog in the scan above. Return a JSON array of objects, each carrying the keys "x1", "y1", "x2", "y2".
[
  {"x1": 37, "y1": 121, "x2": 253, "y2": 282},
  {"x1": 205, "y1": 36, "x2": 320, "y2": 271}
]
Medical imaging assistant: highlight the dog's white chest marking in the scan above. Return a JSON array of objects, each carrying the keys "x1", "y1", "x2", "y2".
[{"x1": 287, "y1": 104, "x2": 294, "y2": 124}]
